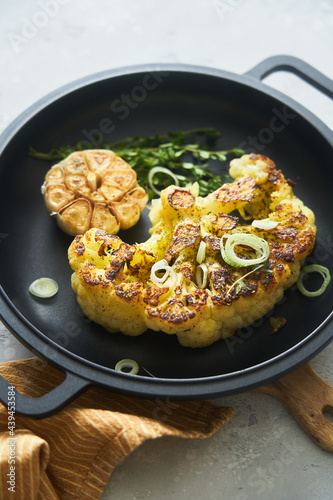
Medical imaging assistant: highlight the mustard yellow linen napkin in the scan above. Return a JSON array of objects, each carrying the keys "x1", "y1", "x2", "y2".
[{"x1": 0, "y1": 358, "x2": 234, "y2": 499}]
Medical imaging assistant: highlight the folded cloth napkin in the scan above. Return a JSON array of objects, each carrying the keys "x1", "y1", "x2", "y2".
[{"x1": 0, "y1": 358, "x2": 234, "y2": 500}]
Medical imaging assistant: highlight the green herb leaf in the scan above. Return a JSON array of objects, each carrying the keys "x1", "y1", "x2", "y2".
[{"x1": 235, "y1": 280, "x2": 246, "y2": 294}]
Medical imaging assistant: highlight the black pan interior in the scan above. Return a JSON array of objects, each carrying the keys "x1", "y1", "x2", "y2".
[{"x1": 0, "y1": 70, "x2": 332, "y2": 380}]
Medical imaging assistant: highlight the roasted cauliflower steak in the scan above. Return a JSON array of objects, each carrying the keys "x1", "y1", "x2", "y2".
[
  {"x1": 68, "y1": 153, "x2": 316, "y2": 348},
  {"x1": 42, "y1": 149, "x2": 148, "y2": 236}
]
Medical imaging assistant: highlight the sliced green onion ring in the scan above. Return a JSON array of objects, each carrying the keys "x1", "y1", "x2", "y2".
[
  {"x1": 148, "y1": 167, "x2": 179, "y2": 196},
  {"x1": 196, "y1": 241, "x2": 207, "y2": 264},
  {"x1": 29, "y1": 278, "x2": 58, "y2": 298},
  {"x1": 252, "y1": 218, "x2": 278, "y2": 230},
  {"x1": 150, "y1": 259, "x2": 176, "y2": 287},
  {"x1": 221, "y1": 233, "x2": 270, "y2": 267},
  {"x1": 297, "y1": 264, "x2": 331, "y2": 297},
  {"x1": 196, "y1": 263, "x2": 208, "y2": 289},
  {"x1": 115, "y1": 359, "x2": 139, "y2": 375}
]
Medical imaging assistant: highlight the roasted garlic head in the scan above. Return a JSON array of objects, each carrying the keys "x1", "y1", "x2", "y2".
[{"x1": 41, "y1": 149, "x2": 148, "y2": 236}]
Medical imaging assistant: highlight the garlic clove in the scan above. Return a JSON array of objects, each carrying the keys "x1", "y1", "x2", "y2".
[
  {"x1": 98, "y1": 182, "x2": 124, "y2": 202},
  {"x1": 57, "y1": 198, "x2": 92, "y2": 236},
  {"x1": 76, "y1": 185, "x2": 92, "y2": 198},
  {"x1": 127, "y1": 186, "x2": 149, "y2": 212},
  {"x1": 44, "y1": 184, "x2": 75, "y2": 212},
  {"x1": 86, "y1": 171, "x2": 98, "y2": 191},
  {"x1": 112, "y1": 158, "x2": 133, "y2": 170},
  {"x1": 45, "y1": 164, "x2": 64, "y2": 185},
  {"x1": 63, "y1": 152, "x2": 89, "y2": 176},
  {"x1": 104, "y1": 169, "x2": 137, "y2": 191},
  {"x1": 91, "y1": 203, "x2": 120, "y2": 234},
  {"x1": 88, "y1": 190, "x2": 107, "y2": 203},
  {"x1": 111, "y1": 195, "x2": 140, "y2": 230},
  {"x1": 84, "y1": 150, "x2": 117, "y2": 176},
  {"x1": 64, "y1": 173, "x2": 88, "y2": 192}
]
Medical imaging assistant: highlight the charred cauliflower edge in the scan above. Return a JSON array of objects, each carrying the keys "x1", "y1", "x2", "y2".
[{"x1": 68, "y1": 153, "x2": 316, "y2": 348}]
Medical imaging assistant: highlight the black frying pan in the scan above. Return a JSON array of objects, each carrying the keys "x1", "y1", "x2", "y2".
[{"x1": 0, "y1": 55, "x2": 332, "y2": 418}]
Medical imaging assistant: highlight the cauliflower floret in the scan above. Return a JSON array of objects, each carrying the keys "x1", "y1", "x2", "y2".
[
  {"x1": 68, "y1": 154, "x2": 316, "y2": 348},
  {"x1": 230, "y1": 153, "x2": 272, "y2": 184}
]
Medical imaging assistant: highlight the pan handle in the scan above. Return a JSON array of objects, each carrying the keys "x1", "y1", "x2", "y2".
[
  {"x1": 254, "y1": 362, "x2": 333, "y2": 452},
  {"x1": 244, "y1": 55, "x2": 333, "y2": 101},
  {"x1": 0, "y1": 369, "x2": 91, "y2": 419}
]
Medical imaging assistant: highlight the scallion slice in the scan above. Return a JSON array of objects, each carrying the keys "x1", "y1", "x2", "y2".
[
  {"x1": 29, "y1": 278, "x2": 58, "y2": 298},
  {"x1": 148, "y1": 167, "x2": 179, "y2": 196},
  {"x1": 196, "y1": 241, "x2": 207, "y2": 264},
  {"x1": 115, "y1": 359, "x2": 139, "y2": 375},
  {"x1": 297, "y1": 264, "x2": 330, "y2": 297},
  {"x1": 196, "y1": 263, "x2": 208, "y2": 289},
  {"x1": 252, "y1": 218, "x2": 278, "y2": 230},
  {"x1": 220, "y1": 233, "x2": 270, "y2": 267},
  {"x1": 150, "y1": 259, "x2": 176, "y2": 287}
]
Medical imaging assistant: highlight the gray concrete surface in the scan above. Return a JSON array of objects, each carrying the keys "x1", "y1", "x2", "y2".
[{"x1": 0, "y1": 0, "x2": 333, "y2": 499}]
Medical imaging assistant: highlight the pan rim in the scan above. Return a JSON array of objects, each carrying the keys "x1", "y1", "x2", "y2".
[
  {"x1": 1, "y1": 282, "x2": 332, "y2": 397},
  {"x1": 0, "y1": 61, "x2": 332, "y2": 398},
  {"x1": 0, "y1": 62, "x2": 332, "y2": 155}
]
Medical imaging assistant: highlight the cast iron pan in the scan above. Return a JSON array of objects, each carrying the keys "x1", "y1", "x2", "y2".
[{"x1": 0, "y1": 56, "x2": 333, "y2": 419}]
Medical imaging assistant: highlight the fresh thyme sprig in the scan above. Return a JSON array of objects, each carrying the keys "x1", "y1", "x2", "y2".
[{"x1": 29, "y1": 127, "x2": 244, "y2": 199}]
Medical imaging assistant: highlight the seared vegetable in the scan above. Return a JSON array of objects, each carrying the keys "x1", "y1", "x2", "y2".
[
  {"x1": 269, "y1": 316, "x2": 287, "y2": 334},
  {"x1": 68, "y1": 154, "x2": 316, "y2": 348},
  {"x1": 41, "y1": 149, "x2": 148, "y2": 236}
]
